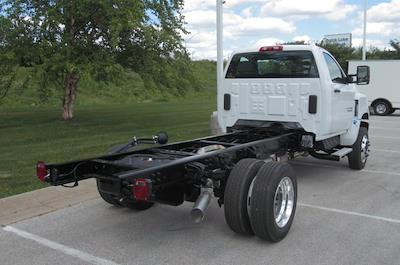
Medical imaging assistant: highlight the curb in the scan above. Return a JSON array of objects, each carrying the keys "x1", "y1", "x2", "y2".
[{"x1": 0, "y1": 179, "x2": 98, "y2": 226}]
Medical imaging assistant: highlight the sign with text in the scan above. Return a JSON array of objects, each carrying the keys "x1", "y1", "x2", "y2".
[{"x1": 323, "y1": 33, "x2": 352, "y2": 47}]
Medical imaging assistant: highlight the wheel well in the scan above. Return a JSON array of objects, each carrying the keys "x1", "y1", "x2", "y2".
[
  {"x1": 371, "y1": 98, "x2": 392, "y2": 109},
  {"x1": 360, "y1": 112, "x2": 369, "y2": 129},
  {"x1": 361, "y1": 121, "x2": 369, "y2": 130}
]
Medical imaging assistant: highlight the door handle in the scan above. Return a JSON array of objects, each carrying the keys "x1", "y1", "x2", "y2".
[{"x1": 334, "y1": 89, "x2": 341, "y2": 93}]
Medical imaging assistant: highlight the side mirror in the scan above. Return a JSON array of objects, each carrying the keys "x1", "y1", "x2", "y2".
[{"x1": 356, "y1": 65, "x2": 370, "y2": 85}]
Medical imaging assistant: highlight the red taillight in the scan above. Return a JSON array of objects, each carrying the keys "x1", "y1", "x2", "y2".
[
  {"x1": 132, "y1": 178, "x2": 150, "y2": 201},
  {"x1": 259, "y1": 46, "x2": 283, "y2": 52},
  {"x1": 36, "y1": 161, "x2": 48, "y2": 182}
]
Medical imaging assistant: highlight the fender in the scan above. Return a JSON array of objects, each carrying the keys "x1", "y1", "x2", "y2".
[{"x1": 340, "y1": 92, "x2": 369, "y2": 146}]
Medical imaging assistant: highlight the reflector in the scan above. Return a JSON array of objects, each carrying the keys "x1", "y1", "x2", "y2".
[
  {"x1": 133, "y1": 178, "x2": 150, "y2": 201},
  {"x1": 36, "y1": 161, "x2": 47, "y2": 182}
]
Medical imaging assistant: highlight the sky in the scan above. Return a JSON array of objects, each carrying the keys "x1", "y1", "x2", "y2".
[{"x1": 182, "y1": 0, "x2": 400, "y2": 60}]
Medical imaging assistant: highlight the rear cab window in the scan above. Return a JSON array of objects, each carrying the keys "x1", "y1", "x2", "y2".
[{"x1": 226, "y1": 51, "x2": 319, "y2": 79}]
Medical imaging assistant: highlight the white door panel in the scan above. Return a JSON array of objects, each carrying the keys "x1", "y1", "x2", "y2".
[
  {"x1": 323, "y1": 52, "x2": 355, "y2": 134},
  {"x1": 330, "y1": 83, "x2": 355, "y2": 133}
]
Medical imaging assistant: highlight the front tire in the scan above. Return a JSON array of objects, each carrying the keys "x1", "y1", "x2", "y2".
[
  {"x1": 224, "y1": 159, "x2": 265, "y2": 235},
  {"x1": 249, "y1": 162, "x2": 297, "y2": 242},
  {"x1": 348, "y1": 127, "x2": 369, "y2": 170}
]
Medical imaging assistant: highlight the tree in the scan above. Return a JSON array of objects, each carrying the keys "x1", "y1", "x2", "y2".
[
  {"x1": 0, "y1": 0, "x2": 186, "y2": 120},
  {"x1": 389, "y1": 39, "x2": 400, "y2": 58},
  {"x1": 319, "y1": 39, "x2": 400, "y2": 69}
]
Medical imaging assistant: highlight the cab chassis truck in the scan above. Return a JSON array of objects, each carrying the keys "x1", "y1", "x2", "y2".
[{"x1": 37, "y1": 45, "x2": 371, "y2": 242}]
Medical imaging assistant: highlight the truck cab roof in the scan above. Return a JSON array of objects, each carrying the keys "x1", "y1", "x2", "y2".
[{"x1": 231, "y1": 44, "x2": 326, "y2": 56}]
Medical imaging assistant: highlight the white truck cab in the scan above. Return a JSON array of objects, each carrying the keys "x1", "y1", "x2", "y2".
[
  {"x1": 211, "y1": 44, "x2": 371, "y2": 170},
  {"x1": 216, "y1": 44, "x2": 369, "y2": 147}
]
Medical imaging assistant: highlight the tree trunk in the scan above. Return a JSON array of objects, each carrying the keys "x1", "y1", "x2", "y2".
[{"x1": 62, "y1": 72, "x2": 79, "y2": 120}]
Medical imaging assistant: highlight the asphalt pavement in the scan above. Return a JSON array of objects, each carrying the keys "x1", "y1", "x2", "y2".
[{"x1": 1, "y1": 114, "x2": 400, "y2": 265}]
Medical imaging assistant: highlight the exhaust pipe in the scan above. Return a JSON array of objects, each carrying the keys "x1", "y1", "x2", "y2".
[{"x1": 190, "y1": 191, "x2": 212, "y2": 223}]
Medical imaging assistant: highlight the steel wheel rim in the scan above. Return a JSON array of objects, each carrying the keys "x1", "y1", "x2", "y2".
[
  {"x1": 247, "y1": 177, "x2": 256, "y2": 217},
  {"x1": 376, "y1": 104, "x2": 387, "y2": 114},
  {"x1": 360, "y1": 134, "x2": 369, "y2": 164},
  {"x1": 274, "y1": 177, "x2": 294, "y2": 228}
]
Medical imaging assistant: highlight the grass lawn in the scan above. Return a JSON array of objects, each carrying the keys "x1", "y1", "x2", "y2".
[{"x1": 0, "y1": 100, "x2": 216, "y2": 198}]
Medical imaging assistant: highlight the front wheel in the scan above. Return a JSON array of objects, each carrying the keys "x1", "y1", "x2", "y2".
[
  {"x1": 348, "y1": 127, "x2": 370, "y2": 170},
  {"x1": 249, "y1": 162, "x2": 297, "y2": 242}
]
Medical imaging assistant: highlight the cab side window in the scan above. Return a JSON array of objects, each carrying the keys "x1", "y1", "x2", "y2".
[{"x1": 323, "y1": 53, "x2": 344, "y2": 83}]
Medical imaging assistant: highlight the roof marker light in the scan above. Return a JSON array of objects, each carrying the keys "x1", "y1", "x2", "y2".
[{"x1": 259, "y1": 46, "x2": 283, "y2": 52}]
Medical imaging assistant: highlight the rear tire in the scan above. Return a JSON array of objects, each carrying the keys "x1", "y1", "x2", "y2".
[
  {"x1": 96, "y1": 144, "x2": 155, "y2": 210},
  {"x1": 250, "y1": 162, "x2": 297, "y2": 242},
  {"x1": 224, "y1": 159, "x2": 265, "y2": 235},
  {"x1": 96, "y1": 179, "x2": 123, "y2": 207},
  {"x1": 388, "y1": 108, "x2": 396, "y2": 115},
  {"x1": 123, "y1": 200, "x2": 154, "y2": 210},
  {"x1": 348, "y1": 127, "x2": 369, "y2": 170},
  {"x1": 373, "y1": 100, "x2": 391, "y2": 116}
]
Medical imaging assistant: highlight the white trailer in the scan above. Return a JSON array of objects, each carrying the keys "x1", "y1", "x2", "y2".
[{"x1": 348, "y1": 60, "x2": 400, "y2": 115}]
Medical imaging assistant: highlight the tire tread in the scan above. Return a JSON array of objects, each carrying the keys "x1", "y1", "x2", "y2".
[
  {"x1": 224, "y1": 159, "x2": 265, "y2": 235},
  {"x1": 250, "y1": 162, "x2": 297, "y2": 242}
]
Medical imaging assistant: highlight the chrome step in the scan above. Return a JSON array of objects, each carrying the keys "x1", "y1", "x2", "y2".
[{"x1": 332, "y1": 148, "x2": 353, "y2": 158}]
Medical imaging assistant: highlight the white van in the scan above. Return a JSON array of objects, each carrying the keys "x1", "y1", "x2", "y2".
[{"x1": 348, "y1": 60, "x2": 400, "y2": 115}]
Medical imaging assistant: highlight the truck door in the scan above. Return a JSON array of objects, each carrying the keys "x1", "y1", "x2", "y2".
[{"x1": 323, "y1": 53, "x2": 355, "y2": 133}]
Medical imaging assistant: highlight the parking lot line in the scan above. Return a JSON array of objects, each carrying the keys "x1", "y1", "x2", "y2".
[
  {"x1": 299, "y1": 203, "x2": 400, "y2": 224},
  {"x1": 371, "y1": 126, "x2": 400, "y2": 130},
  {"x1": 370, "y1": 120, "x2": 400, "y2": 124},
  {"x1": 373, "y1": 149, "x2": 400, "y2": 154},
  {"x1": 292, "y1": 161, "x2": 400, "y2": 177},
  {"x1": 370, "y1": 136, "x2": 400, "y2": 140},
  {"x1": 2, "y1": 226, "x2": 121, "y2": 265}
]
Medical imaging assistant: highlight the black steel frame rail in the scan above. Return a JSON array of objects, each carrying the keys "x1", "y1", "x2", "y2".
[{"x1": 45, "y1": 130, "x2": 298, "y2": 186}]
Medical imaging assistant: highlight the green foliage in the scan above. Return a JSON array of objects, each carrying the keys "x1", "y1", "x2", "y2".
[
  {"x1": 319, "y1": 41, "x2": 400, "y2": 72},
  {"x1": 365, "y1": 47, "x2": 399, "y2": 60},
  {"x1": 0, "y1": 0, "x2": 197, "y2": 111},
  {"x1": 191, "y1": 60, "x2": 217, "y2": 90},
  {"x1": 318, "y1": 43, "x2": 359, "y2": 72},
  {"x1": 0, "y1": 60, "x2": 217, "y2": 107},
  {"x1": 389, "y1": 39, "x2": 400, "y2": 54}
]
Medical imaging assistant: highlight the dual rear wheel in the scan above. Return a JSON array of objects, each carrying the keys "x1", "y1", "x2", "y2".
[{"x1": 224, "y1": 159, "x2": 297, "y2": 242}]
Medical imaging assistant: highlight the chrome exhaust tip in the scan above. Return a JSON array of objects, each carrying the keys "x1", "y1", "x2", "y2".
[{"x1": 190, "y1": 191, "x2": 212, "y2": 223}]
